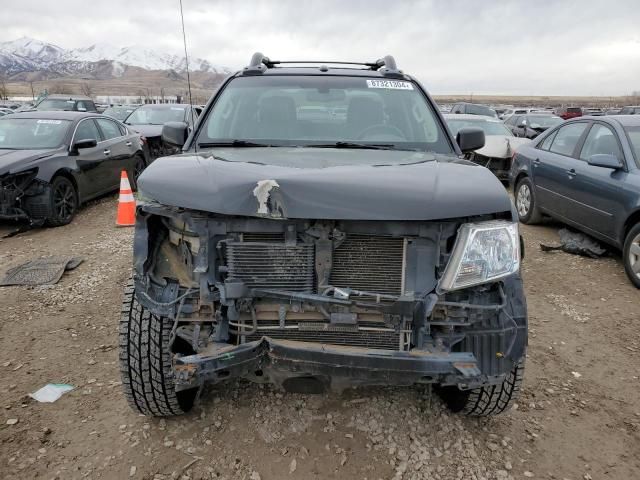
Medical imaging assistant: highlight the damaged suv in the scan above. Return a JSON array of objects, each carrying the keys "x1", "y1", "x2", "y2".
[{"x1": 120, "y1": 54, "x2": 527, "y2": 417}]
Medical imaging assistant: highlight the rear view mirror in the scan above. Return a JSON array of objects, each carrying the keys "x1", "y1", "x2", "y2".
[
  {"x1": 162, "y1": 121, "x2": 189, "y2": 147},
  {"x1": 588, "y1": 154, "x2": 622, "y2": 169},
  {"x1": 456, "y1": 127, "x2": 485, "y2": 153}
]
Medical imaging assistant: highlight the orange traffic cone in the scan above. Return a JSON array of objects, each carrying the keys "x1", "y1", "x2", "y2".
[{"x1": 116, "y1": 170, "x2": 136, "y2": 227}]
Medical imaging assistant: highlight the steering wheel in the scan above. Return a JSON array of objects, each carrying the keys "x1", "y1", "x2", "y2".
[{"x1": 356, "y1": 124, "x2": 407, "y2": 141}]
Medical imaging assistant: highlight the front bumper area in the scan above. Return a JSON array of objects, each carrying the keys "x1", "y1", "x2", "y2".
[{"x1": 173, "y1": 337, "x2": 489, "y2": 392}]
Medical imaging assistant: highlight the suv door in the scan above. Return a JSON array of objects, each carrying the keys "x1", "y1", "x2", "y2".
[
  {"x1": 532, "y1": 122, "x2": 589, "y2": 218},
  {"x1": 568, "y1": 122, "x2": 628, "y2": 242},
  {"x1": 72, "y1": 118, "x2": 110, "y2": 198},
  {"x1": 96, "y1": 117, "x2": 136, "y2": 191}
]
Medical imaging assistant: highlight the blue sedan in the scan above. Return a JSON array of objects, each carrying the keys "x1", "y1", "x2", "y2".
[{"x1": 510, "y1": 115, "x2": 640, "y2": 287}]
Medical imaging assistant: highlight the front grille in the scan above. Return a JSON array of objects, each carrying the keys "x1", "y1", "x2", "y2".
[
  {"x1": 330, "y1": 234, "x2": 404, "y2": 295},
  {"x1": 226, "y1": 242, "x2": 314, "y2": 292}
]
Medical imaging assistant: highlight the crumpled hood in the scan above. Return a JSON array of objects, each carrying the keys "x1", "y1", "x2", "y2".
[
  {"x1": 138, "y1": 148, "x2": 512, "y2": 221},
  {"x1": 475, "y1": 135, "x2": 530, "y2": 159},
  {"x1": 127, "y1": 124, "x2": 164, "y2": 138},
  {"x1": 0, "y1": 148, "x2": 58, "y2": 175}
]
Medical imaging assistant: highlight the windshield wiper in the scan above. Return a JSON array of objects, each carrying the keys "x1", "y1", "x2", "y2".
[
  {"x1": 197, "y1": 140, "x2": 275, "y2": 148},
  {"x1": 308, "y1": 142, "x2": 396, "y2": 150}
]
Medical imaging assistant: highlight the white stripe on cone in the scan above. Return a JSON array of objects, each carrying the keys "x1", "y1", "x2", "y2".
[
  {"x1": 119, "y1": 193, "x2": 135, "y2": 202},
  {"x1": 120, "y1": 175, "x2": 132, "y2": 190}
]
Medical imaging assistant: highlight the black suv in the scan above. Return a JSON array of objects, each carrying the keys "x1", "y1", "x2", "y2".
[{"x1": 120, "y1": 54, "x2": 527, "y2": 417}]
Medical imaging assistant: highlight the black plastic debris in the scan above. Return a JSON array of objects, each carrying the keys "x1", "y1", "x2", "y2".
[
  {"x1": 0, "y1": 256, "x2": 84, "y2": 286},
  {"x1": 540, "y1": 228, "x2": 607, "y2": 259}
]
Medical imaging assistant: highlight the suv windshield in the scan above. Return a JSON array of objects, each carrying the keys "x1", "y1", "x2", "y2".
[
  {"x1": 0, "y1": 118, "x2": 70, "y2": 149},
  {"x1": 36, "y1": 99, "x2": 77, "y2": 111},
  {"x1": 126, "y1": 106, "x2": 186, "y2": 125},
  {"x1": 104, "y1": 106, "x2": 136, "y2": 121},
  {"x1": 196, "y1": 75, "x2": 454, "y2": 153}
]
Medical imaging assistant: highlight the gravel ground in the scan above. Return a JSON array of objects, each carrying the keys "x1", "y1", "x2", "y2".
[{"x1": 1, "y1": 195, "x2": 639, "y2": 480}]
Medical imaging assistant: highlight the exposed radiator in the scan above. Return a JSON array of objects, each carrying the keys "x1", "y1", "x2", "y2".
[
  {"x1": 330, "y1": 234, "x2": 404, "y2": 295},
  {"x1": 226, "y1": 242, "x2": 315, "y2": 292}
]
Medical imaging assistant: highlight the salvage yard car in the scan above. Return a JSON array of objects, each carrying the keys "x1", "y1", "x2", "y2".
[
  {"x1": 506, "y1": 113, "x2": 563, "y2": 139},
  {"x1": 511, "y1": 115, "x2": 640, "y2": 287},
  {"x1": 444, "y1": 113, "x2": 530, "y2": 181},
  {"x1": 124, "y1": 103, "x2": 199, "y2": 159},
  {"x1": 0, "y1": 111, "x2": 146, "y2": 225},
  {"x1": 120, "y1": 54, "x2": 528, "y2": 417}
]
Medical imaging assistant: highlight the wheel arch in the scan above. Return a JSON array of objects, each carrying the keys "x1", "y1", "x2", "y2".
[
  {"x1": 623, "y1": 208, "x2": 640, "y2": 241},
  {"x1": 51, "y1": 168, "x2": 80, "y2": 202}
]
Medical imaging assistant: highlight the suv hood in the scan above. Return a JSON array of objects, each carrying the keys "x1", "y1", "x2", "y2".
[
  {"x1": 127, "y1": 124, "x2": 164, "y2": 138},
  {"x1": 138, "y1": 148, "x2": 512, "y2": 221},
  {"x1": 0, "y1": 148, "x2": 58, "y2": 175}
]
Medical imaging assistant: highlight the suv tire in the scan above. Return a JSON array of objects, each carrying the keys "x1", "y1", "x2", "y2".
[
  {"x1": 437, "y1": 357, "x2": 525, "y2": 416},
  {"x1": 515, "y1": 177, "x2": 542, "y2": 224},
  {"x1": 623, "y1": 223, "x2": 640, "y2": 289},
  {"x1": 119, "y1": 282, "x2": 198, "y2": 416}
]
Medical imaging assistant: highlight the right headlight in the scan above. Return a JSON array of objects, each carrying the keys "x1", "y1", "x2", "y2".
[{"x1": 438, "y1": 220, "x2": 520, "y2": 292}]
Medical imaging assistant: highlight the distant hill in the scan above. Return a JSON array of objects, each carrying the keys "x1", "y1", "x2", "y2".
[
  {"x1": 0, "y1": 37, "x2": 231, "y2": 78},
  {"x1": 0, "y1": 37, "x2": 231, "y2": 100}
]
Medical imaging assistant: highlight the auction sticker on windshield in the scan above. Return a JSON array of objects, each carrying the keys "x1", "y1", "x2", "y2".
[{"x1": 366, "y1": 79, "x2": 413, "y2": 90}]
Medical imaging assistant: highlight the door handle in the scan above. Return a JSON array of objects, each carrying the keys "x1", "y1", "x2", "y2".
[
  {"x1": 567, "y1": 168, "x2": 576, "y2": 178},
  {"x1": 125, "y1": 141, "x2": 132, "y2": 147},
  {"x1": 103, "y1": 149, "x2": 111, "y2": 155},
  {"x1": 533, "y1": 158, "x2": 540, "y2": 167}
]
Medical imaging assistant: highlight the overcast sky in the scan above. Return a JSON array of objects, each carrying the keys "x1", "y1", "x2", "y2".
[{"x1": 2, "y1": 0, "x2": 639, "y2": 96}]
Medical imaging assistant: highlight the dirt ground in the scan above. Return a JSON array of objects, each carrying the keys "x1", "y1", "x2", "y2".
[{"x1": 1, "y1": 195, "x2": 639, "y2": 480}]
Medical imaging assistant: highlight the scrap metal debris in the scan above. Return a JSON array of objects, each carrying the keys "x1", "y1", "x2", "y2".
[
  {"x1": 540, "y1": 228, "x2": 607, "y2": 258},
  {"x1": 1, "y1": 256, "x2": 84, "y2": 286}
]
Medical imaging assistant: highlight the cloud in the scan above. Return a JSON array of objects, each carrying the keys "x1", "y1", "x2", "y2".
[{"x1": 1, "y1": 0, "x2": 639, "y2": 95}]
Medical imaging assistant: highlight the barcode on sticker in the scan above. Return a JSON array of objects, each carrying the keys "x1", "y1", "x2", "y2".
[{"x1": 366, "y1": 79, "x2": 413, "y2": 90}]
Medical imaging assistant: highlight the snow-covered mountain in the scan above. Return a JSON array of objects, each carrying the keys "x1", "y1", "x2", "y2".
[{"x1": 0, "y1": 37, "x2": 230, "y2": 77}]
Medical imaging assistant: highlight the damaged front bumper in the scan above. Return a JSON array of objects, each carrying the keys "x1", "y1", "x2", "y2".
[{"x1": 174, "y1": 337, "x2": 489, "y2": 392}]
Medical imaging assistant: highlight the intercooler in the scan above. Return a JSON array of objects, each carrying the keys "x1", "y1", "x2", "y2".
[{"x1": 225, "y1": 232, "x2": 409, "y2": 350}]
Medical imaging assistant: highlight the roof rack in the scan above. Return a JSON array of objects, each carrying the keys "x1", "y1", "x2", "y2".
[{"x1": 242, "y1": 53, "x2": 404, "y2": 78}]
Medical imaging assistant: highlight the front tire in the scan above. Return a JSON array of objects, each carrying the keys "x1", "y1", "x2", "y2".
[
  {"x1": 46, "y1": 176, "x2": 78, "y2": 226},
  {"x1": 119, "y1": 283, "x2": 197, "y2": 416},
  {"x1": 515, "y1": 177, "x2": 542, "y2": 224},
  {"x1": 623, "y1": 223, "x2": 640, "y2": 289},
  {"x1": 437, "y1": 358, "x2": 525, "y2": 416}
]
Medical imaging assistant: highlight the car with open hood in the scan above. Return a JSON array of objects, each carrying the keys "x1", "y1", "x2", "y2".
[
  {"x1": 444, "y1": 113, "x2": 530, "y2": 181},
  {"x1": 124, "y1": 103, "x2": 199, "y2": 159},
  {"x1": 0, "y1": 111, "x2": 146, "y2": 225},
  {"x1": 119, "y1": 53, "x2": 528, "y2": 418}
]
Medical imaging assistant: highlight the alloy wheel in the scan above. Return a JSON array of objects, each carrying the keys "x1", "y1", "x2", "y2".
[
  {"x1": 517, "y1": 184, "x2": 531, "y2": 217},
  {"x1": 53, "y1": 182, "x2": 76, "y2": 222}
]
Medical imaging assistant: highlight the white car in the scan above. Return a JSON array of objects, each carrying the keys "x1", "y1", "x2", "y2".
[{"x1": 444, "y1": 113, "x2": 530, "y2": 181}]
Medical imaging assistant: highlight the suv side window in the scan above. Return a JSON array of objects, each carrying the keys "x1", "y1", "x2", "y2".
[
  {"x1": 579, "y1": 123, "x2": 623, "y2": 162},
  {"x1": 96, "y1": 118, "x2": 123, "y2": 140},
  {"x1": 73, "y1": 119, "x2": 101, "y2": 143},
  {"x1": 549, "y1": 123, "x2": 588, "y2": 157},
  {"x1": 451, "y1": 104, "x2": 462, "y2": 114}
]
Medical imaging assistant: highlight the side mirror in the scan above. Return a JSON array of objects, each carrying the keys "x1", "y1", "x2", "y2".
[
  {"x1": 162, "y1": 121, "x2": 189, "y2": 147},
  {"x1": 588, "y1": 154, "x2": 622, "y2": 169},
  {"x1": 456, "y1": 127, "x2": 485, "y2": 153},
  {"x1": 73, "y1": 138, "x2": 97, "y2": 150}
]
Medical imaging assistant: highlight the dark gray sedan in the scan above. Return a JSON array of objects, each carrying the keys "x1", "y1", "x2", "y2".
[{"x1": 510, "y1": 115, "x2": 640, "y2": 287}]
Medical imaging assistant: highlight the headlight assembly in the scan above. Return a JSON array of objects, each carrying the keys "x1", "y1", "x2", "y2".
[{"x1": 438, "y1": 220, "x2": 520, "y2": 292}]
